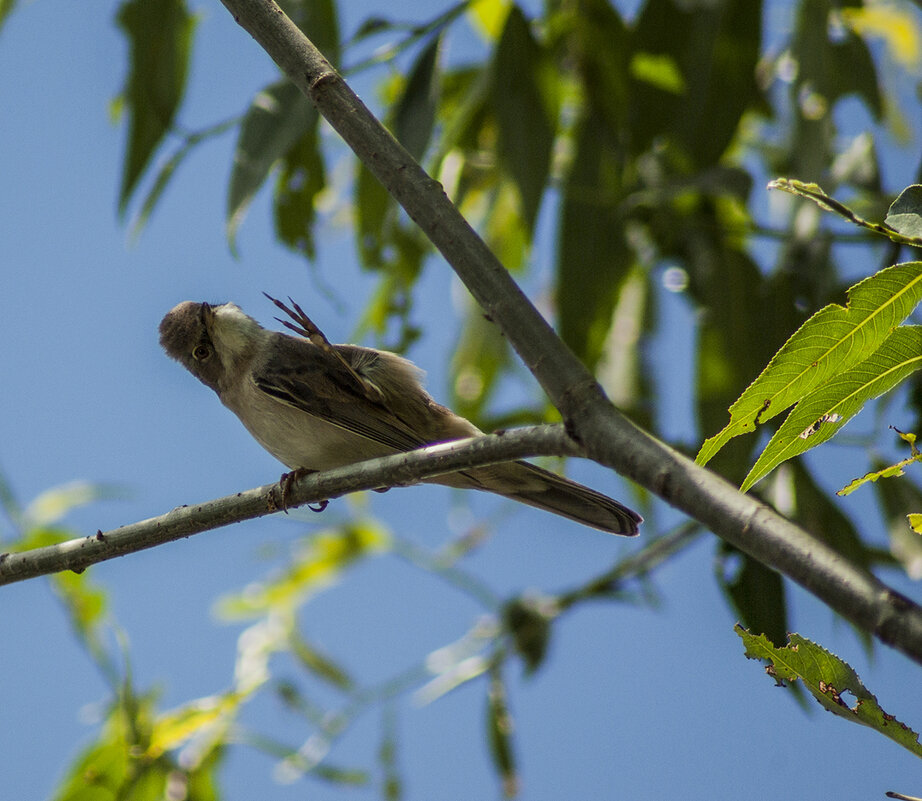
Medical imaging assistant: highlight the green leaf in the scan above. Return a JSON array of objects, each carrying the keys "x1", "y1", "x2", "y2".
[
  {"x1": 873, "y1": 456, "x2": 922, "y2": 579},
  {"x1": 274, "y1": 123, "x2": 326, "y2": 260},
  {"x1": 53, "y1": 693, "x2": 160, "y2": 801},
  {"x1": 148, "y1": 692, "x2": 241, "y2": 758},
  {"x1": 116, "y1": 0, "x2": 196, "y2": 213},
  {"x1": 769, "y1": 179, "x2": 922, "y2": 247},
  {"x1": 839, "y1": 451, "x2": 922, "y2": 497},
  {"x1": 790, "y1": 460, "x2": 878, "y2": 575},
  {"x1": 792, "y1": 0, "x2": 883, "y2": 121},
  {"x1": 281, "y1": 0, "x2": 341, "y2": 68},
  {"x1": 717, "y1": 545, "x2": 788, "y2": 648},
  {"x1": 629, "y1": 51, "x2": 685, "y2": 94},
  {"x1": 393, "y1": 34, "x2": 442, "y2": 161},
  {"x1": 502, "y1": 597, "x2": 552, "y2": 674},
  {"x1": 214, "y1": 523, "x2": 390, "y2": 619},
  {"x1": 131, "y1": 117, "x2": 239, "y2": 240},
  {"x1": 886, "y1": 185, "x2": 922, "y2": 240},
  {"x1": 24, "y1": 480, "x2": 122, "y2": 526},
  {"x1": 491, "y1": 5, "x2": 555, "y2": 232},
  {"x1": 742, "y1": 325, "x2": 922, "y2": 491},
  {"x1": 355, "y1": 159, "x2": 392, "y2": 269},
  {"x1": 630, "y1": 0, "x2": 764, "y2": 164},
  {"x1": 556, "y1": 110, "x2": 630, "y2": 368},
  {"x1": 227, "y1": 79, "x2": 317, "y2": 252},
  {"x1": 450, "y1": 295, "x2": 512, "y2": 423},
  {"x1": 697, "y1": 261, "x2": 922, "y2": 467},
  {"x1": 486, "y1": 663, "x2": 518, "y2": 798},
  {"x1": 556, "y1": 0, "x2": 630, "y2": 135},
  {"x1": 737, "y1": 627, "x2": 922, "y2": 758},
  {"x1": 289, "y1": 629, "x2": 354, "y2": 690},
  {"x1": 0, "y1": 0, "x2": 17, "y2": 36}
]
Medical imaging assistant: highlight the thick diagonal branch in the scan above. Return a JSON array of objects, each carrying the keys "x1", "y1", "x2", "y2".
[{"x1": 216, "y1": 0, "x2": 922, "y2": 665}]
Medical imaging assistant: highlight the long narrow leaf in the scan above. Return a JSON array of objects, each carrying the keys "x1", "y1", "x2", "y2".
[
  {"x1": 116, "y1": 0, "x2": 196, "y2": 213},
  {"x1": 741, "y1": 326, "x2": 922, "y2": 491},
  {"x1": 697, "y1": 261, "x2": 922, "y2": 466},
  {"x1": 227, "y1": 79, "x2": 317, "y2": 251}
]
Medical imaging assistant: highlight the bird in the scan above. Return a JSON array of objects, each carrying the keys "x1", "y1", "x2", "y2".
[{"x1": 159, "y1": 297, "x2": 641, "y2": 535}]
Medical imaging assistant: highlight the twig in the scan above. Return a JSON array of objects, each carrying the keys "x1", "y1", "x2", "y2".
[{"x1": 0, "y1": 426, "x2": 582, "y2": 586}]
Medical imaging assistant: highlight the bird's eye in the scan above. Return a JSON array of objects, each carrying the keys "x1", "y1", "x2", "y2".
[{"x1": 192, "y1": 344, "x2": 212, "y2": 361}]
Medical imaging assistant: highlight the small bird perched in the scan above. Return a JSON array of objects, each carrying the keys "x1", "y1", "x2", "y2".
[{"x1": 159, "y1": 298, "x2": 641, "y2": 535}]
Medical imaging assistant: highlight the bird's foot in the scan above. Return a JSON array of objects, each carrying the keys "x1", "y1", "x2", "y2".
[{"x1": 277, "y1": 468, "x2": 327, "y2": 514}]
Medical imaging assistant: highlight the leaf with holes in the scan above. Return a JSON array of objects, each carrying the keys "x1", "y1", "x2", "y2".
[
  {"x1": 737, "y1": 626, "x2": 922, "y2": 758},
  {"x1": 697, "y1": 261, "x2": 922, "y2": 467},
  {"x1": 741, "y1": 326, "x2": 922, "y2": 491}
]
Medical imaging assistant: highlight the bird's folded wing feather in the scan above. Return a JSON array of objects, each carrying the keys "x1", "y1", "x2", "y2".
[{"x1": 252, "y1": 338, "x2": 432, "y2": 453}]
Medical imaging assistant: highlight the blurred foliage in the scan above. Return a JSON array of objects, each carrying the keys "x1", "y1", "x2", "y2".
[{"x1": 8, "y1": 0, "x2": 922, "y2": 795}]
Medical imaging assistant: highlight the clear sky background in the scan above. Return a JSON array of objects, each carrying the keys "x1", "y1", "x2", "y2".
[{"x1": 2, "y1": 1, "x2": 922, "y2": 799}]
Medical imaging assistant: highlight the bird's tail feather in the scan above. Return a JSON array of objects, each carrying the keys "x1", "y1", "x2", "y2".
[{"x1": 433, "y1": 461, "x2": 641, "y2": 536}]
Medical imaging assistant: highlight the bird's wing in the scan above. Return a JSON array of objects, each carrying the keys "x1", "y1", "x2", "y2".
[{"x1": 251, "y1": 336, "x2": 433, "y2": 453}]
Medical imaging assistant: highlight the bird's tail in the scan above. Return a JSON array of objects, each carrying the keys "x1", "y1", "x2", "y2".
[{"x1": 433, "y1": 461, "x2": 641, "y2": 536}]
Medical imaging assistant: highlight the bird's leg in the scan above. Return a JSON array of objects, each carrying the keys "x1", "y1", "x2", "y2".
[{"x1": 276, "y1": 468, "x2": 327, "y2": 514}]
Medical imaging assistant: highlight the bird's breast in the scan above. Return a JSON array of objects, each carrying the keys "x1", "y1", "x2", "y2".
[{"x1": 220, "y1": 379, "x2": 396, "y2": 471}]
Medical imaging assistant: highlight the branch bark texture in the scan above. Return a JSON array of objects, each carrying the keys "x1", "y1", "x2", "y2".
[
  {"x1": 214, "y1": 0, "x2": 922, "y2": 664},
  {"x1": 0, "y1": 427, "x2": 580, "y2": 585}
]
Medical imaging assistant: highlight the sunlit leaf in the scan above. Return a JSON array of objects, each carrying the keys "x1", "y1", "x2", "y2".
[
  {"x1": 227, "y1": 79, "x2": 317, "y2": 252},
  {"x1": 24, "y1": 481, "x2": 122, "y2": 527},
  {"x1": 629, "y1": 51, "x2": 685, "y2": 94},
  {"x1": 770, "y1": 179, "x2": 922, "y2": 247},
  {"x1": 467, "y1": 0, "x2": 511, "y2": 40},
  {"x1": 53, "y1": 693, "x2": 158, "y2": 801},
  {"x1": 737, "y1": 627, "x2": 922, "y2": 758},
  {"x1": 873, "y1": 460, "x2": 922, "y2": 579},
  {"x1": 840, "y1": 5, "x2": 921, "y2": 69},
  {"x1": 215, "y1": 523, "x2": 390, "y2": 619},
  {"x1": 116, "y1": 0, "x2": 196, "y2": 213},
  {"x1": 742, "y1": 326, "x2": 922, "y2": 491},
  {"x1": 698, "y1": 261, "x2": 922, "y2": 467},
  {"x1": 839, "y1": 453, "x2": 922, "y2": 497},
  {"x1": 886, "y1": 185, "x2": 922, "y2": 240},
  {"x1": 148, "y1": 692, "x2": 241, "y2": 758}
]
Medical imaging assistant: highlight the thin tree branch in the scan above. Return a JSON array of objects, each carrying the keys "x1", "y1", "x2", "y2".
[
  {"x1": 0, "y1": 426, "x2": 581, "y2": 585},
  {"x1": 215, "y1": 0, "x2": 922, "y2": 665}
]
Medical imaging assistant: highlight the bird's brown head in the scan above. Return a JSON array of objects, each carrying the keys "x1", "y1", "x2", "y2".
[{"x1": 159, "y1": 301, "x2": 226, "y2": 392}]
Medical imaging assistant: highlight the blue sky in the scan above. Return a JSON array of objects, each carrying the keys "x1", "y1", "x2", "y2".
[{"x1": 2, "y1": 1, "x2": 922, "y2": 799}]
